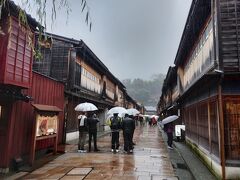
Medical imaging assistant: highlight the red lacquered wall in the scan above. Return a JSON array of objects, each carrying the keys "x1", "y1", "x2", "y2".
[{"x1": 7, "y1": 72, "x2": 64, "y2": 164}]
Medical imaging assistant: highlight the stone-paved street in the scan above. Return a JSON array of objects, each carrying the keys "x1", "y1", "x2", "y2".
[{"x1": 20, "y1": 125, "x2": 177, "y2": 180}]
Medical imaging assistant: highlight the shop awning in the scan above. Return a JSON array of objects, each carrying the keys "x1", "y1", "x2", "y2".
[{"x1": 32, "y1": 104, "x2": 62, "y2": 112}]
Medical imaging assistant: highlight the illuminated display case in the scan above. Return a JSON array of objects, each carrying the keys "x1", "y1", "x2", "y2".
[{"x1": 30, "y1": 104, "x2": 62, "y2": 165}]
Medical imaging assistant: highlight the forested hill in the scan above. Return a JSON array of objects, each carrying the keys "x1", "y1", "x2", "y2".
[{"x1": 122, "y1": 74, "x2": 165, "y2": 107}]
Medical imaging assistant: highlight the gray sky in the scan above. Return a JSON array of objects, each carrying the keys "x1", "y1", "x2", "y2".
[{"x1": 15, "y1": 0, "x2": 192, "y2": 80}]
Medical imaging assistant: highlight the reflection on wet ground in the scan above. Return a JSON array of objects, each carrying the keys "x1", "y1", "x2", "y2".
[{"x1": 22, "y1": 125, "x2": 177, "y2": 180}]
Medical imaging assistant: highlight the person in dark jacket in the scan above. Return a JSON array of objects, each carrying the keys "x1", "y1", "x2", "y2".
[
  {"x1": 129, "y1": 115, "x2": 136, "y2": 146},
  {"x1": 78, "y1": 112, "x2": 88, "y2": 153},
  {"x1": 109, "y1": 113, "x2": 122, "y2": 153},
  {"x1": 165, "y1": 122, "x2": 174, "y2": 149},
  {"x1": 87, "y1": 113, "x2": 100, "y2": 152},
  {"x1": 122, "y1": 114, "x2": 135, "y2": 153}
]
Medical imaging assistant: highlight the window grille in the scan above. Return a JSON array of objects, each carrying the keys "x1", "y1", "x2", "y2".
[
  {"x1": 210, "y1": 101, "x2": 219, "y2": 157},
  {"x1": 224, "y1": 98, "x2": 240, "y2": 160},
  {"x1": 75, "y1": 63, "x2": 81, "y2": 87}
]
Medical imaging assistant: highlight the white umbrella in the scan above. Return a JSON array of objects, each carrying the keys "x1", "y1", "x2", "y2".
[
  {"x1": 74, "y1": 102, "x2": 98, "y2": 112},
  {"x1": 127, "y1": 108, "x2": 140, "y2": 116},
  {"x1": 161, "y1": 115, "x2": 178, "y2": 125},
  {"x1": 151, "y1": 115, "x2": 159, "y2": 118},
  {"x1": 107, "y1": 113, "x2": 125, "y2": 119},
  {"x1": 151, "y1": 115, "x2": 159, "y2": 120},
  {"x1": 107, "y1": 107, "x2": 127, "y2": 117}
]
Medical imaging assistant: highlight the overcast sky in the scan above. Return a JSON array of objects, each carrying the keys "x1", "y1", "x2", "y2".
[{"x1": 15, "y1": 0, "x2": 192, "y2": 80}]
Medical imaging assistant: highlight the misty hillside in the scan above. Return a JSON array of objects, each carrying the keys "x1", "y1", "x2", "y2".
[{"x1": 122, "y1": 74, "x2": 165, "y2": 107}]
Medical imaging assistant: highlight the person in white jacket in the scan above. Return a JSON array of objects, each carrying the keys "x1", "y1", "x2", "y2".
[{"x1": 78, "y1": 112, "x2": 88, "y2": 152}]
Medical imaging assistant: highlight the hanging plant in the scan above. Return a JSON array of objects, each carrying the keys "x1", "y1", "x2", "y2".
[{"x1": 0, "y1": 0, "x2": 93, "y2": 60}]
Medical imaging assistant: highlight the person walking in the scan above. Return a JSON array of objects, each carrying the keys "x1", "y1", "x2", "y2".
[
  {"x1": 108, "y1": 113, "x2": 122, "y2": 153},
  {"x1": 151, "y1": 116, "x2": 157, "y2": 126},
  {"x1": 129, "y1": 115, "x2": 136, "y2": 146},
  {"x1": 87, "y1": 113, "x2": 100, "y2": 152},
  {"x1": 122, "y1": 114, "x2": 135, "y2": 153},
  {"x1": 165, "y1": 122, "x2": 174, "y2": 149},
  {"x1": 139, "y1": 116, "x2": 144, "y2": 126},
  {"x1": 147, "y1": 116, "x2": 152, "y2": 126},
  {"x1": 78, "y1": 112, "x2": 88, "y2": 153}
]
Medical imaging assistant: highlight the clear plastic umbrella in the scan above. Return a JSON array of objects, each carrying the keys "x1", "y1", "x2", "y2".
[
  {"x1": 161, "y1": 115, "x2": 178, "y2": 125},
  {"x1": 151, "y1": 115, "x2": 159, "y2": 121},
  {"x1": 127, "y1": 108, "x2": 140, "y2": 116},
  {"x1": 137, "y1": 114, "x2": 144, "y2": 117},
  {"x1": 107, "y1": 107, "x2": 127, "y2": 117},
  {"x1": 74, "y1": 102, "x2": 98, "y2": 112}
]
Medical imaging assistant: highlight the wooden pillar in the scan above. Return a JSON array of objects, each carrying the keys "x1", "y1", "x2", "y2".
[
  {"x1": 218, "y1": 79, "x2": 225, "y2": 180},
  {"x1": 29, "y1": 112, "x2": 37, "y2": 165},
  {"x1": 196, "y1": 104, "x2": 199, "y2": 144},
  {"x1": 207, "y1": 101, "x2": 212, "y2": 153},
  {"x1": 2, "y1": 103, "x2": 14, "y2": 172},
  {"x1": 213, "y1": 0, "x2": 226, "y2": 177}
]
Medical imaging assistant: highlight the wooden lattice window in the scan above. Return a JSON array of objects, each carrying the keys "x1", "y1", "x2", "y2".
[
  {"x1": 197, "y1": 102, "x2": 209, "y2": 150},
  {"x1": 210, "y1": 100, "x2": 219, "y2": 157},
  {"x1": 224, "y1": 98, "x2": 240, "y2": 160},
  {"x1": 185, "y1": 105, "x2": 198, "y2": 143},
  {"x1": 74, "y1": 63, "x2": 81, "y2": 87}
]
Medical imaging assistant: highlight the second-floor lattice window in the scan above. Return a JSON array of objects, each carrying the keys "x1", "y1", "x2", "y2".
[
  {"x1": 75, "y1": 63, "x2": 81, "y2": 87},
  {"x1": 81, "y1": 67, "x2": 101, "y2": 93},
  {"x1": 183, "y1": 19, "x2": 214, "y2": 90}
]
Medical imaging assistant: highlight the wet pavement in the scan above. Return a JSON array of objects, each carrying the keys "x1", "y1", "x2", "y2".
[{"x1": 17, "y1": 125, "x2": 177, "y2": 180}]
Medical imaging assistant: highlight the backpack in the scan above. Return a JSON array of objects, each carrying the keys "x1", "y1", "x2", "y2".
[{"x1": 111, "y1": 117, "x2": 119, "y2": 130}]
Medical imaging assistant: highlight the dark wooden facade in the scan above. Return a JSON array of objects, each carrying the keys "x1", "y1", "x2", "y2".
[
  {"x1": 33, "y1": 34, "x2": 79, "y2": 82},
  {"x1": 32, "y1": 33, "x2": 128, "y2": 142},
  {"x1": 159, "y1": 67, "x2": 178, "y2": 114},
  {"x1": 181, "y1": 77, "x2": 219, "y2": 157},
  {"x1": 159, "y1": 0, "x2": 240, "y2": 179},
  {"x1": 218, "y1": 0, "x2": 240, "y2": 71},
  {"x1": 157, "y1": 67, "x2": 181, "y2": 124}
]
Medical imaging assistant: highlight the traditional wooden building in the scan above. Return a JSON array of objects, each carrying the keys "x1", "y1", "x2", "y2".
[
  {"x1": 114, "y1": 84, "x2": 126, "y2": 107},
  {"x1": 144, "y1": 106, "x2": 157, "y2": 116},
  {"x1": 0, "y1": 2, "x2": 65, "y2": 172},
  {"x1": 158, "y1": 0, "x2": 240, "y2": 179},
  {"x1": 33, "y1": 33, "x2": 128, "y2": 142},
  {"x1": 136, "y1": 102, "x2": 145, "y2": 115},
  {"x1": 125, "y1": 94, "x2": 137, "y2": 109},
  {"x1": 157, "y1": 67, "x2": 178, "y2": 116}
]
